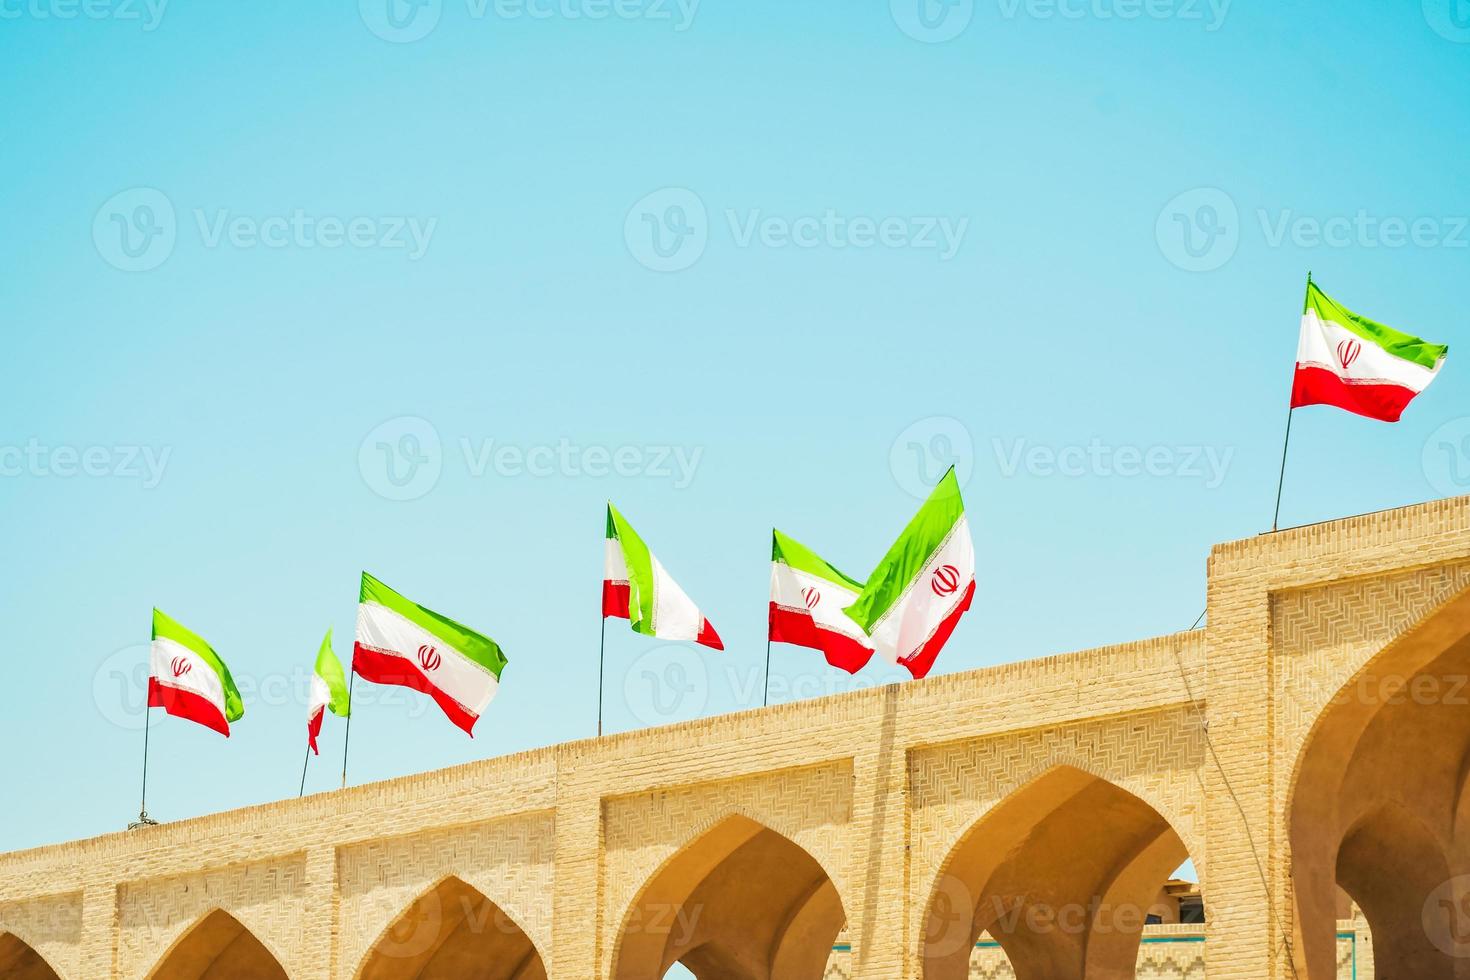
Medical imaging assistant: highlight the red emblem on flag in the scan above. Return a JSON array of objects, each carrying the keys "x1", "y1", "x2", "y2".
[
  {"x1": 170, "y1": 656, "x2": 191, "y2": 678},
  {"x1": 800, "y1": 586, "x2": 821, "y2": 609},
  {"x1": 931, "y1": 564, "x2": 961, "y2": 597},
  {"x1": 417, "y1": 644, "x2": 442, "y2": 671},
  {"x1": 1337, "y1": 339, "x2": 1362, "y2": 371}
]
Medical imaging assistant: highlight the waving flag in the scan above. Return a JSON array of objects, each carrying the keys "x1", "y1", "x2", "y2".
[
  {"x1": 149, "y1": 609, "x2": 244, "y2": 737},
  {"x1": 769, "y1": 530, "x2": 874, "y2": 673},
  {"x1": 306, "y1": 629, "x2": 350, "y2": 755},
  {"x1": 352, "y1": 573, "x2": 507, "y2": 736},
  {"x1": 843, "y1": 467, "x2": 975, "y2": 679},
  {"x1": 603, "y1": 503, "x2": 723, "y2": 649},
  {"x1": 1293, "y1": 280, "x2": 1448, "y2": 422}
]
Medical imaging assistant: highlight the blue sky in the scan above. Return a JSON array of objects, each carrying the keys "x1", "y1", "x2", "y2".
[{"x1": 1, "y1": 0, "x2": 1468, "y2": 866}]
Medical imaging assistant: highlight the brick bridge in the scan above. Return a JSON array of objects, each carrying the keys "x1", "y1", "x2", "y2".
[{"x1": 7, "y1": 496, "x2": 1470, "y2": 979}]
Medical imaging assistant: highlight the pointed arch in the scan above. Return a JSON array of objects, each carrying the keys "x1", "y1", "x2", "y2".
[
  {"x1": 1286, "y1": 581, "x2": 1470, "y2": 978},
  {"x1": 0, "y1": 931, "x2": 63, "y2": 980},
  {"x1": 144, "y1": 909, "x2": 286, "y2": 980},
  {"x1": 355, "y1": 875, "x2": 546, "y2": 980},
  {"x1": 611, "y1": 813, "x2": 847, "y2": 980},
  {"x1": 920, "y1": 764, "x2": 1199, "y2": 980}
]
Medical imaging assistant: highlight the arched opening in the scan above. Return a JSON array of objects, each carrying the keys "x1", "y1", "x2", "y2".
[
  {"x1": 355, "y1": 876, "x2": 546, "y2": 980},
  {"x1": 0, "y1": 932, "x2": 62, "y2": 980},
  {"x1": 146, "y1": 909, "x2": 286, "y2": 980},
  {"x1": 921, "y1": 765, "x2": 1202, "y2": 980},
  {"x1": 1288, "y1": 583, "x2": 1470, "y2": 978},
  {"x1": 612, "y1": 814, "x2": 846, "y2": 980}
]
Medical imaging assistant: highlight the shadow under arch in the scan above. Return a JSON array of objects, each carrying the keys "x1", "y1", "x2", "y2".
[
  {"x1": 144, "y1": 908, "x2": 286, "y2": 980},
  {"x1": 0, "y1": 932, "x2": 63, "y2": 980},
  {"x1": 1286, "y1": 581, "x2": 1470, "y2": 979},
  {"x1": 611, "y1": 813, "x2": 846, "y2": 980},
  {"x1": 920, "y1": 763, "x2": 1199, "y2": 980},
  {"x1": 355, "y1": 875, "x2": 546, "y2": 980}
]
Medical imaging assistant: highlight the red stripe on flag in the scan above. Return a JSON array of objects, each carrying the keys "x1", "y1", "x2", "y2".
[
  {"x1": 768, "y1": 604, "x2": 874, "y2": 674},
  {"x1": 898, "y1": 579, "x2": 975, "y2": 680},
  {"x1": 1291, "y1": 364, "x2": 1418, "y2": 423},
  {"x1": 696, "y1": 618, "x2": 724, "y2": 651},
  {"x1": 352, "y1": 643, "x2": 480, "y2": 736},
  {"x1": 307, "y1": 704, "x2": 324, "y2": 756},
  {"x1": 602, "y1": 580, "x2": 631, "y2": 618},
  {"x1": 148, "y1": 676, "x2": 231, "y2": 737}
]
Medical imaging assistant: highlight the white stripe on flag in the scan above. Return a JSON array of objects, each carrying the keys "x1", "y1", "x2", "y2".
[
  {"x1": 356, "y1": 601, "x2": 500, "y2": 718},
  {"x1": 868, "y1": 515, "x2": 975, "y2": 665},
  {"x1": 650, "y1": 555, "x2": 703, "y2": 641},
  {"x1": 604, "y1": 538, "x2": 628, "y2": 583},
  {"x1": 151, "y1": 636, "x2": 227, "y2": 713},
  {"x1": 1298, "y1": 310, "x2": 1441, "y2": 390},
  {"x1": 770, "y1": 563, "x2": 868, "y2": 641}
]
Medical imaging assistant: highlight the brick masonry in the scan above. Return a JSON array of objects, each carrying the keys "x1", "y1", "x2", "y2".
[{"x1": 4, "y1": 496, "x2": 1470, "y2": 978}]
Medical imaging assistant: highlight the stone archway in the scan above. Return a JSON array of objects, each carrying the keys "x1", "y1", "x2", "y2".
[
  {"x1": 0, "y1": 932, "x2": 62, "y2": 980},
  {"x1": 145, "y1": 909, "x2": 286, "y2": 980},
  {"x1": 1287, "y1": 583, "x2": 1470, "y2": 979},
  {"x1": 354, "y1": 876, "x2": 546, "y2": 980},
  {"x1": 920, "y1": 764, "x2": 1200, "y2": 980},
  {"x1": 611, "y1": 814, "x2": 846, "y2": 980}
]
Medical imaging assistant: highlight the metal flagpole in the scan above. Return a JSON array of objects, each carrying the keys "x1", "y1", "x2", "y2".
[
  {"x1": 596, "y1": 616, "x2": 607, "y2": 737},
  {"x1": 1272, "y1": 271, "x2": 1312, "y2": 532},
  {"x1": 761, "y1": 636, "x2": 773, "y2": 707},
  {"x1": 299, "y1": 744, "x2": 311, "y2": 798},
  {"x1": 340, "y1": 668, "x2": 357, "y2": 789},
  {"x1": 130, "y1": 706, "x2": 158, "y2": 828}
]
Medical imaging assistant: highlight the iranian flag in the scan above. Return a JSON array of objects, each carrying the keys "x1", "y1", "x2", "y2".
[
  {"x1": 306, "y1": 629, "x2": 350, "y2": 755},
  {"x1": 603, "y1": 503, "x2": 723, "y2": 649},
  {"x1": 1293, "y1": 280, "x2": 1448, "y2": 423},
  {"x1": 769, "y1": 530, "x2": 874, "y2": 674},
  {"x1": 843, "y1": 467, "x2": 975, "y2": 680},
  {"x1": 149, "y1": 609, "x2": 243, "y2": 737},
  {"x1": 352, "y1": 572, "x2": 508, "y2": 736}
]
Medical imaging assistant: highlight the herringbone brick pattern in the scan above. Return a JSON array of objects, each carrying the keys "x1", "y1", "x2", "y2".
[
  {"x1": 909, "y1": 703, "x2": 1208, "y2": 916},
  {"x1": 115, "y1": 855, "x2": 306, "y2": 979},
  {"x1": 0, "y1": 892, "x2": 82, "y2": 980},
  {"x1": 337, "y1": 811, "x2": 556, "y2": 977}
]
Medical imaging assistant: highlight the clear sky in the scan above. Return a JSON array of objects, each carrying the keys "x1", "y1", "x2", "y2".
[{"x1": 1, "y1": 0, "x2": 1468, "y2": 868}]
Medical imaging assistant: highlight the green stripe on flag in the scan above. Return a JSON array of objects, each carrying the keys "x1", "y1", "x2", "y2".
[
  {"x1": 606, "y1": 503, "x2": 656, "y2": 632},
  {"x1": 315, "y1": 628, "x2": 351, "y2": 717},
  {"x1": 843, "y1": 468, "x2": 965, "y2": 633},
  {"x1": 772, "y1": 530, "x2": 865, "y2": 591},
  {"x1": 359, "y1": 572, "x2": 508, "y2": 679},
  {"x1": 1307, "y1": 282, "x2": 1448, "y2": 370},
  {"x1": 151, "y1": 608, "x2": 244, "y2": 722}
]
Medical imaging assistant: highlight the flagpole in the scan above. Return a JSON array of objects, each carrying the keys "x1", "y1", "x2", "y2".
[
  {"x1": 132, "y1": 706, "x2": 156, "y2": 828},
  {"x1": 761, "y1": 636, "x2": 773, "y2": 707},
  {"x1": 340, "y1": 668, "x2": 357, "y2": 789},
  {"x1": 299, "y1": 744, "x2": 311, "y2": 798},
  {"x1": 1272, "y1": 271, "x2": 1312, "y2": 532},
  {"x1": 596, "y1": 616, "x2": 607, "y2": 737}
]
